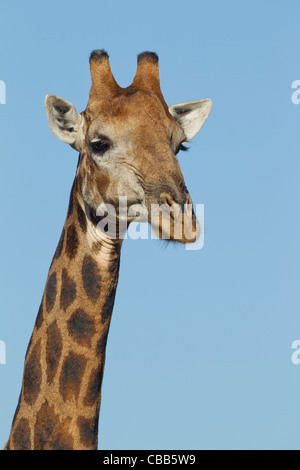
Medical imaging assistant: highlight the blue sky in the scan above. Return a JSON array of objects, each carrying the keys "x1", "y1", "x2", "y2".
[{"x1": 0, "y1": 0, "x2": 300, "y2": 450}]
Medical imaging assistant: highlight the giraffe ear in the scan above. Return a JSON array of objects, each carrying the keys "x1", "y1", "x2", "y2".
[
  {"x1": 45, "y1": 95, "x2": 83, "y2": 151},
  {"x1": 169, "y1": 99, "x2": 212, "y2": 142}
]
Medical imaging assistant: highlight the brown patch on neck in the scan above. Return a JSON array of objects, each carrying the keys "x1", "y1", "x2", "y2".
[
  {"x1": 34, "y1": 401, "x2": 74, "y2": 450},
  {"x1": 46, "y1": 320, "x2": 63, "y2": 385},
  {"x1": 59, "y1": 352, "x2": 87, "y2": 402},
  {"x1": 60, "y1": 268, "x2": 77, "y2": 311},
  {"x1": 11, "y1": 418, "x2": 31, "y2": 450},
  {"x1": 23, "y1": 339, "x2": 42, "y2": 405},
  {"x1": 65, "y1": 224, "x2": 79, "y2": 259},
  {"x1": 67, "y1": 309, "x2": 96, "y2": 348},
  {"x1": 81, "y1": 255, "x2": 102, "y2": 301},
  {"x1": 77, "y1": 416, "x2": 99, "y2": 449}
]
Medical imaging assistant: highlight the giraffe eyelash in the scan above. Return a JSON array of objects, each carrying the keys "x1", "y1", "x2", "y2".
[{"x1": 175, "y1": 144, "x2": 189, "y2": 155}]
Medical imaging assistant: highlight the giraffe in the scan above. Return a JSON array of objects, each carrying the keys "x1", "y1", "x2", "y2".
[{"x1": 5, "y1": 50, "x2": 212, "y2": 450}]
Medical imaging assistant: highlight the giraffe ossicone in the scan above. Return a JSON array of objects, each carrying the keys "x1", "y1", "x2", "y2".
[{"x1": 5, "y1": 50, "x2": 212, "y2": 450}]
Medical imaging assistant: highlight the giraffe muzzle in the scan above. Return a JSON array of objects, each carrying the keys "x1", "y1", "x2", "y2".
[{"x1": 148, "y1": 192, "x2": 200, "y2": 244}]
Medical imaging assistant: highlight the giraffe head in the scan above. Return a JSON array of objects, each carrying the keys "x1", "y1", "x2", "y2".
[{"x1": 45, "y1": 50, "x2": 211, "y2": 244}]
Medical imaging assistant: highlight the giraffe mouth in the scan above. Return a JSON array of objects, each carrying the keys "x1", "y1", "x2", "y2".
[{"x1": 149, "y1": 193, "x2": 200, "y2": 244}]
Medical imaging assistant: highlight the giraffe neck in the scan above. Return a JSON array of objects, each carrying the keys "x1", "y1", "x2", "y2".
[{"x1": 6, "y1": 183, "x2": 122, "y2": 450}]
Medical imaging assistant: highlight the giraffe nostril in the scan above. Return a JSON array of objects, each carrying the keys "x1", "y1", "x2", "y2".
[
  {"x1": 166, "y1": 195, "x2": 175, "y2": 207},
  {"x1": 160, "y1": 193, "x2": 175, "y2": 207},
  {"x1": 160, "y1": 193, "x2": 185, "y2": 222}
]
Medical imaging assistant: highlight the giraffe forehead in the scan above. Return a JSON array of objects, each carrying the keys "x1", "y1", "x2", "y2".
[{"x1": 86, "y1": 91, "x2": 174, "y2": 137}]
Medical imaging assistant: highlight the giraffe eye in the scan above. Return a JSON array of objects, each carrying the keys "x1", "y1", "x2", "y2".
[{"x1": 90, "y1": 139, "x2": 110, "y2": 155}]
